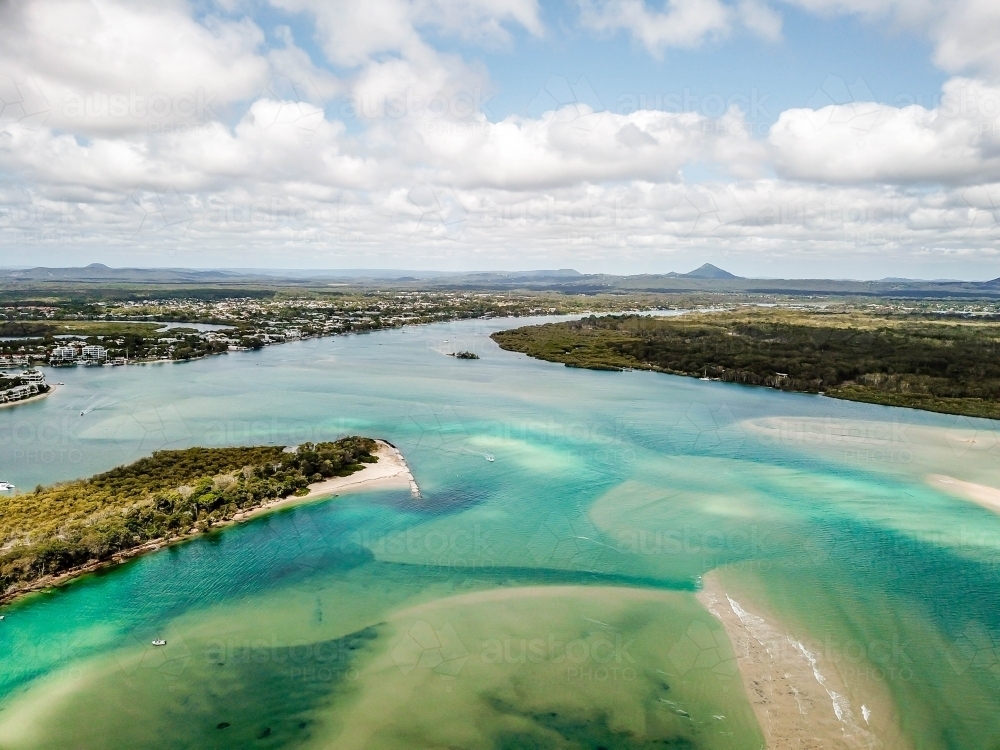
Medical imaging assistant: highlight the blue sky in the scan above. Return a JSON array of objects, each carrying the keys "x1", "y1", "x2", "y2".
[
  {"x1": 1, "y1": 0, "x2": 999, "y2": 278},
  {"x1": 470, "y1": 5, "x2": 946, "y2": 121}
]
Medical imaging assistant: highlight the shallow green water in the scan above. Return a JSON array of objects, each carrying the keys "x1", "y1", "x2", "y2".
[{"x1": 2, "y1": 317, "x2": 1000, "y2": 748}]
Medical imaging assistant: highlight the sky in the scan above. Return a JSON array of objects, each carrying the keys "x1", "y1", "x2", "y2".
[{"x1": 1, "y1": 0, "x2": 999, "y2": 279}]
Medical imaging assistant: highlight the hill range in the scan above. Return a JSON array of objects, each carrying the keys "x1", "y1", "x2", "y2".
[{"x1": 4, "y1": 263, "x2": 1000, "y2": 299}]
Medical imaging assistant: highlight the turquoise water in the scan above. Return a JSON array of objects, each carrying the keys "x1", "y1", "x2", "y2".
[{"x1": 2, "y1": 317, "x2": 1000, "y2": 748}]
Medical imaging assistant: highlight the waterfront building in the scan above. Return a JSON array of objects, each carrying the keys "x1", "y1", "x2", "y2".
[
  {"x1": 81, "y1": 345, "x2": 108, "y2": 363},
  {"x1": 0, "y1": 383, "x2": 40, "y2": 403},
  {"x1": 50, "y1": 346, "x2": 78, "y2": 365}
]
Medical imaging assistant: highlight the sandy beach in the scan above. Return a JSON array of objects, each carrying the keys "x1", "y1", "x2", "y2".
[
  {"x1": 698, "y1": 572, "x2": 908, "y2": 750},
  {"x1": 233, "y1": 440, "x2": 420, "y2": 522},
  {"x1": 0, "y1": 384, "x2": 56, "y2": 411},
  {"x1": 927, "y1": 474, "x2": 1000, "y2": 514}
]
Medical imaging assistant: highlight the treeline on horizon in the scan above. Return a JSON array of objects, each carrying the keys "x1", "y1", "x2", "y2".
[
  {"x1": 0, "y1": 437, "x2": 377, "y2": 598},
  {"x1": 491, "y1": 310, "x2": 1000, "y2": 419}
]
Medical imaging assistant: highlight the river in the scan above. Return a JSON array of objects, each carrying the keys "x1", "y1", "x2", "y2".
[{"x1": 1, "y1": 316, "x2": 998, "y2": 749}]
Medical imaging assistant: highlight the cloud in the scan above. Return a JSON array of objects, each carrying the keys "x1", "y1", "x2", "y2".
[
  {"x1": 1, "y1": 0, "x2": 999, "y2": 279},
  {"x1": 0, "y1": 0, "x2": 270, "y2": 135},
  {"x1": 577, "y1": 0, "x2": 783, "y2": 55},
  {"x1": 738, "y1": 0, "x2": 783, "y2": 41},
  {"x1": 931, "y1": 0, "x2": 1000, "y2": 80},
  {"x1": 406, "y1": 105, "x2": 768, "y2": 189},
  {"x1": 578, "y1": 0, "x2": 733, "y2": 53},
  {"x1": 271, "y1": 0, "x2": 542, "y2": 67},
  {"x1": 769, "y1": 77, "x2": 1000, "y2": 184}
]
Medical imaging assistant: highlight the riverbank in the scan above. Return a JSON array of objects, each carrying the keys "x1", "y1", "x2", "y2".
[
  {"x1": 491, "y1": 311, "x2": 1000, "y2": 420},
  {"x1": 0, "y1": 440, "x2": 417, "y2": 606},
  {"x1": 698, "y1": 571, "x2": 910, "y2": 750},
  {"x1": 233, "y1": 440, "x2": 420, "y2": 522},
  {"x1": 0, "y1": 384, "x2": 55, "y2": 411}
]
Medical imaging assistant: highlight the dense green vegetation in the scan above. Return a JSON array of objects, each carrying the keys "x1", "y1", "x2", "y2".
[
  {"x1": 0, "y1": 321, "x2": 164, "y2": 337},
  {"x1": 492, "y1": 310, "x2": 1000, "y2": 419},
  {"x1": 0, "y1": 321, "x2": 52, "y2": 336},
  {"x1": 0, "y1": 437, "x2": 377, "y2": 598}
]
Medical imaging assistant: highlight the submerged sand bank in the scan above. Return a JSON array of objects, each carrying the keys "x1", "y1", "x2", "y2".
[
  {"x1": 698, "y1": 572, "x2": 909, "y2": 750},
  {"x1": 328, "y1": 583, "x2": 765, "y2": 750},
  {"x1": 743, "y1": 416, "x2": 1000, "y2": 488}
]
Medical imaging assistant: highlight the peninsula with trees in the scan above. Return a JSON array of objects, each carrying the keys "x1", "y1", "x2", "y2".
[{"x1": 0, "y1": 437, "x2": 379, "y2": 602}]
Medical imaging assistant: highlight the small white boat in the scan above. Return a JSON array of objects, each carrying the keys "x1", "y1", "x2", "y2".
[
  {"x1": 0, "y1": 482, "x2": 14, "y2": 491},
  {"x1": 151, "y1": 639, "x2": 167, "y2": 646},
  {"x1": 485, "y1": 454, "x2": 495, "y2": 462}
]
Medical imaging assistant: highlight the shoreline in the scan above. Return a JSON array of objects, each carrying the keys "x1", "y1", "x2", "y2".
[
  {"x1": 928, "y1": 474, "x2": 1000, "y2": 514},
  {"x1": 698, "y1": 571, "x2": 908, "y2": 750},
  {"x1": 232, "y1": 440, "x2": 420, "y2": 523},
  {"x1": 0, "y1": 440, "x2": 418, "y2": 607},
  {"x1": 0, "y1": 384, "x2": 55, "y2": 411}
]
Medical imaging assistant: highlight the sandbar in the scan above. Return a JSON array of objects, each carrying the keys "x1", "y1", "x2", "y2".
[
  {"x1": 698, "y1": 572, "x2": 908, "y2": 750},
  {"x1": 927, "y1": 474, "x2": 1000, "y2": 514},
  {"x1": 233, "y1": 440, "x2": 420, "y2": 522}
]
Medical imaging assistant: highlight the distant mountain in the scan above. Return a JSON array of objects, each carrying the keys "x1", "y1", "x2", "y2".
[
  {"x1": 680, "y1": 263, "x2": 740, "y2": 279},
  {"x1": 449, "y1": 269, "x2": 582, "y2": 280},
  {"x1": 510, "y1": 269, "x2": 582, "y2": 278},
  {"x1": 243, "y1": 268, "x2": 464, "y2": 280},
  {"x1": 0, "y1": 266, "x2": 587, "y2": 284},
  {"x1": 880, "y1": 277, "x2": 963, "y2": 283},
  {"x1": 7, "y1": 265, "x2": 1000, "y2": 300},
  {"x1": 3, "y1": 264, "x2": 251, "y2": 283}
]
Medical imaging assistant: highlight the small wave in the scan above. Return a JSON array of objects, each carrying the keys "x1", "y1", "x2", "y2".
[{"x1": 788, "y1": 638, "x2": 855, "y2": 729}]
